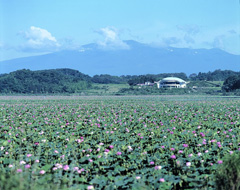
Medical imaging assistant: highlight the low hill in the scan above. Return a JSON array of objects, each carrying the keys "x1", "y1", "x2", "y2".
[{"x1": 0, "y1": 69, "x2": 92, "y2": 93}]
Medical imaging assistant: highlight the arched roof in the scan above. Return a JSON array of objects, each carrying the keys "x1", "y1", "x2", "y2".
[{"x1": 161, "y1": 77, "x2": 186, "y2": 83}]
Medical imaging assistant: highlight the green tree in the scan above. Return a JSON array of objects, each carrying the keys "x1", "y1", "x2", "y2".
[{"x1": 222, "y1": 75, "x2": 240, "y2": 92}]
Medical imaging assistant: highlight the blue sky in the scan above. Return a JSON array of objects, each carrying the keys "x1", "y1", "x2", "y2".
[{"x1": 0, "y1": 0, "x2": 239, "y2": 61}]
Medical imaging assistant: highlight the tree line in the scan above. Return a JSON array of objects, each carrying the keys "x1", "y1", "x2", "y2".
[
  {"x1": 0, "y1": 68, "x2": 239, "y2": 94},
  {"x1": 189, "y1": 70, "x2": 240, "y2": 81}
]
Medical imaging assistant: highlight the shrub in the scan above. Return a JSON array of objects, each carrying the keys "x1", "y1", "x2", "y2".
[{"x1": 214, "y1": 152, "x2": 240, "y2": 190}]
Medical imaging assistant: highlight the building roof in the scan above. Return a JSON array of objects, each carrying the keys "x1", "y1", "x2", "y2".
[{"x1": 160, "y1": 77, "x2": 186, "y2": 83}]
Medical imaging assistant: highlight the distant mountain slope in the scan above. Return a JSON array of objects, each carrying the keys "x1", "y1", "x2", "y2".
[{"x1": 0, "y1": 40, "x2": 239, "y2": 75}]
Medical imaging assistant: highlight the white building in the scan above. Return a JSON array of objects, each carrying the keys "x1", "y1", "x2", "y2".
[
  {"x1": 156, "y1": 77, "x2": 187, "y2": 88},
  {"x1": 137, "y1": 82, "x2": 155, "y2": 88}
]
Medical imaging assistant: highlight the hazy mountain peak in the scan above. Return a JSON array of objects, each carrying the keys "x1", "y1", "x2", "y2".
[{"x1": 0, "y1": 41, "x2": 239, "y2": 76}]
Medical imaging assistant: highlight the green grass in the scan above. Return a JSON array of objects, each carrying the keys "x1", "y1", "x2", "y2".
[{"x1": 83, "y1": 83, "x2": 129, "y2": 95}]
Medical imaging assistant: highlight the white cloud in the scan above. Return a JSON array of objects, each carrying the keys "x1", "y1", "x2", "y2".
[
  {"x1": 19, "y1": 26, "x2": 60, "y2": 52},
  {"x1": 177, "y1": 25, "x2": 200, "y2": 36},
  {"x1": 160, "y1": 37, "x2": 181, "y2": 46},
  {"x1": 153, "y1": 24, "x2": 239, "y2": 54},
  {"x1": 202, "y1": 27, "x2": 240, "y2": 54},
  {"x1": 26, "y1": 26, "x2": 57, "y2": 42},
  {"x1": 212, "y1": 35, "x2": 225, "y2": 49},
  {"x1": 96, "y1": 27, "x2": 130, "y2": 50},
  {"x1": 59, "y1": 37, "x2": 81, "y2": 50},
  {"x1": 177, "y1": 25, "x2": 200, "y2": 44},
  {"x1": 184, "y1": 35, "x2": 195, "y2": 44}
]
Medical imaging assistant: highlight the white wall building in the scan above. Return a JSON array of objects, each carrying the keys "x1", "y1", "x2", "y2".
[{"x1": 157, "y1": 77, "x2": 187, "y2": 88}]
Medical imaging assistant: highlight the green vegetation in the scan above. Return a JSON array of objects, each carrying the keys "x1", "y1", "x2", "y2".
[
  {"x1": 0, "y1": 69, "x2": 91, "y2": 94},
  {"x1": 0, "y1": 68, "x2": 239, "y2": 95},
  {"x1": 222, "y1": 75, "x2": 240, "y2": 92},
  {"x1": 0, "y1": 96, "x2": 240, "y2": 189},
  {"x1": 189, "y1": 70, "x2": 240, "y2": 81},
  {"x1": 215, "y1": 152, "x2": 240, "y2": 190},
  {"x1": 91, "y1": 74, "x2": 127, "y2": 84}
]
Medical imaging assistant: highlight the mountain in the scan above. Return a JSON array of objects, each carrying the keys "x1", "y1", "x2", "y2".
[{"x1": 0, "y1": 40, "x2": 239, "y2": 76}]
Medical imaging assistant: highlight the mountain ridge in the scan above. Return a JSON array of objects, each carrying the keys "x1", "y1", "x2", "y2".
[{"x1": 0, "y1": 40, "x2": 239, "y2": 76}]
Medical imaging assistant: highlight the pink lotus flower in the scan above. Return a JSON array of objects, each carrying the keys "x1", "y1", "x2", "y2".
[
  {"x1": 154, "y1": 165, "x2": 162, "y2": 170},
  {"x1": 73, "y1": 167, "x2": 79, "y2": 171},
  {"x1": 8, "y1": 164, "x2": 13, "y2": 168},
  {"x1": 159, "y1": 178, "x2": 165, "y2": 182},
  {"x1": 39, "y1": 170, "x2": 45, "y2": 175},
  {"x1": 116, "y1": 152, "x2": 122, "y2": 155},
  {"x1": 88, "y1": 159, "x2": 93, "y2": 162},
  {"x1": 25, "y1": 164, "x2": 31, "y2": 169},
  {"x1": 170, "y1": 155, "x2": 176, "y2": 159},
  {"x1": 87, "y1": 185, "x2": 94, "y2": 190},
  {"x1": 55, "y1": 163, "x2": 62, "y2": 169},
  {"x1": 17, "y1": 169, "x2": 22, "y2": 173},
  {"x1": 20, "y1": 160, "x2": 26, "y2": 165},
  {"x1": 217, "y1": 160, "x2": 223, "y2": 164},
  {"x1": 63, "y1": 165, "x2": 69, "y2": 170}
]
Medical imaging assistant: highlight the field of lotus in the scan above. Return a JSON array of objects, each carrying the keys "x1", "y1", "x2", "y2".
[{"x1": 0, "y1": 96, "x2": 240, "y2": 189}]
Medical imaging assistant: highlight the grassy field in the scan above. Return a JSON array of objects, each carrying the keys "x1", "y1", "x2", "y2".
[{"x1": 82, "y1": 83, "x2": 130, "y2": 95}]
